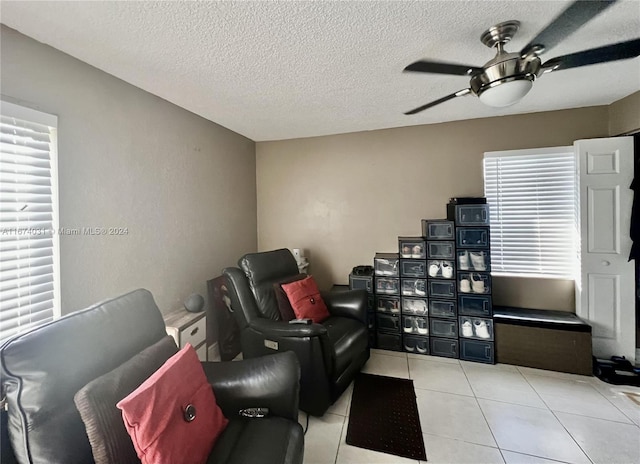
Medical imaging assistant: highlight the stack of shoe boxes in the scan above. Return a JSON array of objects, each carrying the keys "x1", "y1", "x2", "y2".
[
  {"x1": 448, "y1": 200, "x2": 495, "y2": 364},
  {"x1": 348, "y1": 268, "x2": 376, "y2": 347},
  {"x1": 373, "y1": 253, "x2": 401, "y2": 351},
  {"x1": 423, "y1": 220, "x2": 460, "y2": 358},
  {"x1": 397, "y1": 238, "x2": 429, "y2": 355}
]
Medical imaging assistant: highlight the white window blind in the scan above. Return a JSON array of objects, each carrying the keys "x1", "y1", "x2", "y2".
[
  {"x1": 0, "y1": 101, "x2": 59, "y2": 341},
  {"x1": 483, "y1": 147, "x2": 578, "y2": 278}
]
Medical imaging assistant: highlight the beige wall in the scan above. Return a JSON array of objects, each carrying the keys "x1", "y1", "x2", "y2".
[
  {"x1": 257, "y1": 107, "x2": 610, "y2": 310},
  {"x1": 1, "y1": 26, "x2": 257, "y2": 315},
  {"x1": 609, "y1": 91, "x2": 640, "y2": 136}
]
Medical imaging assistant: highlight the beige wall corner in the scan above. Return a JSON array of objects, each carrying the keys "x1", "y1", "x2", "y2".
[
  {"x1": 609, "y1": 91, "x2": 640, "y2": 136},
  {"x1": 1, "y1": 25, "x2": 257, "y2": 315}
]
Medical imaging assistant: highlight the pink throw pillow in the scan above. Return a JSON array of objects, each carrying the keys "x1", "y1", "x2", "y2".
[{"x1": 116, "y1": 344, "x2": 228, "y2": 464}]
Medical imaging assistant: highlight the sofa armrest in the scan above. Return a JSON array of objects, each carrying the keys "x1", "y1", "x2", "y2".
[
  {"x1": 322, "y1": 289, "x2": 367, "y2": 324},
  {"x1": 201, "y1": 351, "x2": 300, "y2": 422},
  {"x1": 250, "y1": 318, "x2": 327, "y2": 337}
]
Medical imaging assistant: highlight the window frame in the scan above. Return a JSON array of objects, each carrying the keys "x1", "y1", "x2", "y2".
[
  {"x1": 1, "y1": 100, "x2": 60, "y2": 340},
  {"x1": 483, "y1": 145, "x2": 579, "y2": 280}
]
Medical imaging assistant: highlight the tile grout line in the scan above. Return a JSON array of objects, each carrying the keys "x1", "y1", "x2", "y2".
[
  {"x1": 459, "y1": 362, "x2": 507, "y2": 464},
  {"x1": 520, "y1": 369, "x2": 596, "y2": 464},
  {"x1": 333, "y1": 415, "x2": 346, "y2": 464},
  {"x1": 589, "y1": 378, "x2": 640, "y2": 425}
]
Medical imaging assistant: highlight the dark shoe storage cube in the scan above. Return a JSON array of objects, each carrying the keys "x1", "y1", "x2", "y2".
[
  {"x1": 459, "y1": 316, "x2": 494, "y2": 341},
  {"x1": 460, "y1": 339, "x2": 494, "y2": 364},
  {"x1": 456, "y1": 227, "x2": 490, "y2": 248},
  {"x1": 403, "y1": 334, "x2": 429, "y2": 355},
  {"x1": 402, "y1": 315, "x2": 429, "y2": 336},
  {"x1": 350, "y1": 274, "x2": 373, "y2": 293},
  {"x1": 429, "y1": 317, "x2": 458, "y2": 339},
  {"x1": 458, "y1": 294, "x2": 493, "y2": 317},
  {"x1": 457, "y1": 250, "x2": 490, "y2": 272},
  {"x1": 377, "y1": 332, "x2": 402, "y2": 352},
  {"x1": 422, "y1": 220, "x2": 455, "y2": 240},
  {"x1": 447, "y1": 204, "x2": 490, "y2": 226},
  {"x1": 430, "y1": 337, "x2": 459, "y2": 358},
  {"x1": 427, "y1": 241, "x2": 455, "y2": 259},
  {"x1": 429, "y1": 299, "x2": 457, "y2": 319},
  {"x1": 428, "y1": 279, "x2": 456, "y2": 299},
  {"x1": 376, "y1": 313, "x2": 400, "y2": 333},
  {"x1": 427, "y1": 259, "x2": 455, "y2": 279},
  {"x1": 457, "y1": 272, "x2": 492, "y2": 295}
]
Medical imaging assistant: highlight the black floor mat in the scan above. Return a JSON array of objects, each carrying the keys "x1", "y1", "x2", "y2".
[{"x1": 346, "y1": 372, "x2": 427, "y2": 461}]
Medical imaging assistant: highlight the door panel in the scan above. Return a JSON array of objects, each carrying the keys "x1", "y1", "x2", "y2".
[{"x1": 576, "y1": 136, "x2": 635, "y2": 362}]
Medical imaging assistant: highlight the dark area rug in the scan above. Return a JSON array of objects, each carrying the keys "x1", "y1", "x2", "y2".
[{"x1": 346, "y1": 372, "x2": 427, "y2": 461}]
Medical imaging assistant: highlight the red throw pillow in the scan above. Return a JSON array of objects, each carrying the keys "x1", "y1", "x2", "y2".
[
  {"x1": 281, "y1": 275, "x2": 330, "y2": 323},
  {"x1": 273, "y1": 273, "x2": 307, "y2": 321},
  {"x1": 116, "y1": 344, "x2": 228, "y2": 464}
]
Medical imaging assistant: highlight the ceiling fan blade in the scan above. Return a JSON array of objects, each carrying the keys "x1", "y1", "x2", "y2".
[
  {"x1": 404, "y1": 89, "x2": 471, "y2": 115},
  {"x1": 404, "y1": 60, "x2": 482, "y2": 76},
  {"x1": 521, "y1": 0, "x2": 617, "y2": 56},
  {"x1": 542, "y1": 38, "x2": 640, "y2": 72}
]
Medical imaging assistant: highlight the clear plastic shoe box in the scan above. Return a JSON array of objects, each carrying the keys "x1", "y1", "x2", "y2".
[
  {"x1": 376, "y1": 313, "x2": 400, "y2": 333},
  {"x1": 375, "y1": 277, "x2": 400, "y2": 295},
  {"x1": 400, "y1": 259, "x2": 427, "y2": 278},
  {"x1": 456, "y1": 227, "x2": 490, "y2": 248},
  {"x1": 429, "y1": 318, "x2": 458, "y2": 339},
  {"x1": 427, "y1": 279, "x2": 456, "y2": 299},
  {"x1": 401, "y1": 297, "x2": 428, "y2": 316},
  {"x1": 456, "y1": 250, "x2": 490, "y2": 272},
  {"x1": 375, "y1": 296, "x2": 400, "y2": 314},
  {"x1": 427, "y1": 259, "x2": 455, "y2": 279},
  {"x1": 458, "y1": 294, "x2": 493, "y2": 317},
  {"x1": 402, "y1": 315, "x2": 429, "y2": 336},
  {"x1": 447, "y1": 203, "x2": 490, "y2": 226},
  {"x1": 429, "y1": 299, "x2": 457, "y2": 319},
  {"x1": 401, "y1": 278, "x2": 427, "y2": 297},
  {"x1": 457, "y1": 272, "x2": 492, "y2": 295},
  {"x1": 398, "y1": 237, "x2": 426, "y2": 259},
  {"x1": 430, "y1": 337, "x2": 459, "y2": 358},
  {"x1": 459, "y1": 316, "x2": 494, "y2": 341},
  {"x1": 460, "y1": 339, "x2": 494, "y2": 363},
  {"x1": 374, "y1": 253, "x2": 400, "y2": 277},
  {"x1": 422, "y1": 220, "x2": 455, "y2": 240},
  {"x1": 427, "y1": 241, "x2": 455, "y2": 260},
  {"x1": 377, "y1": 332, "x2": 402, "y2": 351},
  {"x1": 403, "y1": 334, "x2": 429, "y2": 355}
]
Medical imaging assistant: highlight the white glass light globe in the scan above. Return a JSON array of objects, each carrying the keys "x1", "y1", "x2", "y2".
[{"x1": 479, "y1": 79, "x2": 533, "y2": 107}]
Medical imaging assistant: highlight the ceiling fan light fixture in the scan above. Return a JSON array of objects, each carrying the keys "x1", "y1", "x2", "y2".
[{"x1": 478, "y1": 77, "x2": 534, "y2": 107}]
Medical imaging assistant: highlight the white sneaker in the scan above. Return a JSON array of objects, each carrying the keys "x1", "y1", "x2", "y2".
[
  {"x1": 401, "y1": 245, "x2": 412, "y2": 258},
  {"x1": 459, "y1": 278, "x2": 471, "y2": 293},
  {"x1": 415, "y1": 300, "x2": 427, "y2": 315},
  {"x1": 403, "y1": 317, "x2": 414, "y2": 334},
  {"x1": 471, "y1": 273, "x2": 485, "y2": 293},
  {"x1": 474, "y1": 320, "x2": 491, "y2": 339},
  {"x1": 470, "y1": 252, "x2": 486, "y2": 271},
  {"x1": 411, "y1": 245, "x2": 424, "y2": 259},
  {"x1": 458, "y1": 250, "x2": 470, "y2": 270},
  {"x1": 441, "y1": 261, "x2": 453, "y2": 278},
  {"x1": 416, "y1": 339, "x2": 428, "y2": 354},
  {"x1": 414, "y1": 280, "x2": 426, "y2": 296},
  {"x1": 428, "y1": 261, "x2": 440, "y2": 277},
  {"x1": 461, "y1": 320, "x2": 473, "y2": 337}
]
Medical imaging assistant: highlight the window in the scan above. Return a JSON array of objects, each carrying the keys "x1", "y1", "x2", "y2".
[
  {"x1": 483, "y1": 146, "x2": 578, "y2": 279},
  {"x1": 0, "y1": 101, "x2": 59, "y2": 341}
]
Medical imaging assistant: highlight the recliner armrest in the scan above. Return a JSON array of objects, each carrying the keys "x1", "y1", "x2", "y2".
[
  {"x1": 250, "y1": 318, "x2": 328, "y2": 337},
  {"x1": 322, "y1": 289, "x2": 367, "y2": 324},
  {"x1": 201, "y1": 351, "x2": 300, "y2": 422}
]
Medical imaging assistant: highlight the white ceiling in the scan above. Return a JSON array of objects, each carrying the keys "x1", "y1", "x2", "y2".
[{"x1": 1, "y1": 1, "x2": 639, "y2": 141}]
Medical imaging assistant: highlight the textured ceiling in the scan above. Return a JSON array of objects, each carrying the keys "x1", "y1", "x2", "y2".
[{"x1": 1, "y1": 1, "x2": 639, "y2": 141}]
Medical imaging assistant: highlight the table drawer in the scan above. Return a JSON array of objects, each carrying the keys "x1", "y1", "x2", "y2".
[{"x1": 180, "y1": 315, "x2": 206, "y2": 348}]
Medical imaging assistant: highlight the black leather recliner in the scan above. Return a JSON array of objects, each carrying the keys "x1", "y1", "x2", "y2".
[
  {"x1": 0, "y1": 289, "x2": 304, "y2": 464},
  {"x1": 223, "y1": 248, "x2": 370, "y2": 416}
]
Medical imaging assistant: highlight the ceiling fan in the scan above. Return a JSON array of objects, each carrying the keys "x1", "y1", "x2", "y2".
[{"x1": 403, "y1": 0, "x2": 640, "y2": 115}]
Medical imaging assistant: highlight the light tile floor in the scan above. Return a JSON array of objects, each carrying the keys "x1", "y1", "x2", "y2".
[{"x1": 300, "y1": 349, "x2": 640, "y2": 464}]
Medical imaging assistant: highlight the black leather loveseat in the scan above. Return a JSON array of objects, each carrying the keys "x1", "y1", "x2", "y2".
[{"x1": 0, "y1": 289, "x2": 304, "y2": 464}]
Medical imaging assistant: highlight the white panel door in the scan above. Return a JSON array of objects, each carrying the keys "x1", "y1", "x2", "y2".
[{"x1": 575, "y1": 136, "x2": 635, "y2": 362}]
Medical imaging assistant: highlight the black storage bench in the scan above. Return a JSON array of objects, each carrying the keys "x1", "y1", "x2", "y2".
[{"x1": 493, "y1": 306, "x2": 592, "y2": 376}]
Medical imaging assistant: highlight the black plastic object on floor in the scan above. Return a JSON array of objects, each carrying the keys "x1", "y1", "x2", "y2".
[
  {"x1": 593, "y1": 356, "x2": 640, "y2": 387},
  {"x1": 346, "y1": 373, "x2": 427, "y2": 461}
]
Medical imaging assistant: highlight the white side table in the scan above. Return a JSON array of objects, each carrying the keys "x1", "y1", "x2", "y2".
[{"x1": 164, "y1": 309, "x2": 207, "y2": 361}]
